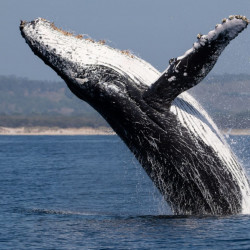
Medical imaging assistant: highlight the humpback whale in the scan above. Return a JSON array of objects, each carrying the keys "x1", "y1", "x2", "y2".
[{"x1": 20, "y1": 15, "x2": 250, "y2": 215}]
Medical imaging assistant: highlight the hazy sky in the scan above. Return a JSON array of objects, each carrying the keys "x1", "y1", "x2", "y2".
[{"x1": 1, "y1": 0, "x2": 250, "y2": 81}]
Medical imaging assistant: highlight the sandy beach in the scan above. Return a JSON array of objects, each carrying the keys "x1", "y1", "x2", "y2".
[
  {"x1": 221, "y1": 129, "x2": 250, "y2": 136},
  {"x1": 0, "y1": 126, "x2": 250, "y2": 136},
  {"x1": 0, "y1": 126, "x2": 115, "y2": 135}
]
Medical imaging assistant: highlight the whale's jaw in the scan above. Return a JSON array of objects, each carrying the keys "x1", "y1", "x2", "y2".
[
  {"x1": 20, "y1": 16, "x2": 250, "y2": 215},
  {"x1": 19, "y1": 18, "x2": 158, "y2": 109}
]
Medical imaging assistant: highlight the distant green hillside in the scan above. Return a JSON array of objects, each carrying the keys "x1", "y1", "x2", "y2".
[
  {"x1": 0, "y1": 75, "x2": 107, "y2": 127},
  {"x1": 0, "y1": 74, "x2": 250, "y2": 129},
  {"x1": 189, "y1": 74, "x2": 250, "y2": 129},
  {"x1": 0, "y1": 75, "x2": 96, "y2": 115}
]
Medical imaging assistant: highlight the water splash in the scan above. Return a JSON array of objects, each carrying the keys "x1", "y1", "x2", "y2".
[{"x1": 227, "y1": 135, "x2": 250, "y2": 214}]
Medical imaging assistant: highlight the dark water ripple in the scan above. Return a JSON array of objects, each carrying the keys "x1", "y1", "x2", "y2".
[{"x1": 0, "y1": 135, "x2": 250, "y2": 249}]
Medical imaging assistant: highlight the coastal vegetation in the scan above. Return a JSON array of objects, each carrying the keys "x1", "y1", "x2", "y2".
[{"x1": 0, "y1": 74, "x2": 250, "y2": 129}]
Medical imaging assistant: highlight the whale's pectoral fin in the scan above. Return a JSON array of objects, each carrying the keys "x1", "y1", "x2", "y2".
[{"x1": 144, "y1": 15, "x2": 249, "y2": 110}]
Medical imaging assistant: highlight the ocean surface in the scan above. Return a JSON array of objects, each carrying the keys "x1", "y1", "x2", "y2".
[{"x1": 1, "y1": 135, "x2": 250, "y2": 249}]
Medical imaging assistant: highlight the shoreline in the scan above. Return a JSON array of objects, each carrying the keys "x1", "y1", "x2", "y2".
[
  {"x1": 0, "y1": 126, "x2": 115, "y2": 135},
  {"x1": 0, "y1": 126, "x2": 250, "y2": 136},
  {"x1": 221, "y1": 129, "x2": 250, "y2": 136}
]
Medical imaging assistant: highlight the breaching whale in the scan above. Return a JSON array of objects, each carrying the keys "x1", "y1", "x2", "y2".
[{"x1": 20, "y1": 15, "x2": 250, "y2": 215}]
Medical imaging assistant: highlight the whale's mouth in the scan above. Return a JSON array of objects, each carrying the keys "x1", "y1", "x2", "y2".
[
  {"x1": 20, "y1": 18, "x2": 163, "y2": 108},
  {"x1": 20, "y1": 18, "x2": 160, "y2": 88}
]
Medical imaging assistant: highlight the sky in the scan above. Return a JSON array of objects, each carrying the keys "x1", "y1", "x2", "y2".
[{"x1": 1, "y1": 0, "x2": 250, "y2": 81}]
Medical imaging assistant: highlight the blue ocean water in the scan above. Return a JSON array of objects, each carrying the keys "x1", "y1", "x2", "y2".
[{"x1": 1, "y1": 135, "x2": 250, "y2": 249}]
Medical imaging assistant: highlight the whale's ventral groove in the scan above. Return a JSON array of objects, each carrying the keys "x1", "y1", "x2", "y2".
[{"x1": 20, "y1": 15, "x2": 250, "y2": 215}]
